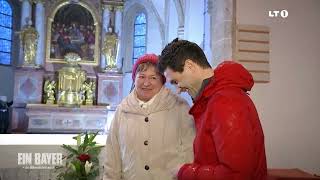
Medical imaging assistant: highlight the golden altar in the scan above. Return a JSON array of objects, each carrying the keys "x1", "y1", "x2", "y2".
[{"x1": 11, "y1": 0, "x2": 124, "y2": 133}]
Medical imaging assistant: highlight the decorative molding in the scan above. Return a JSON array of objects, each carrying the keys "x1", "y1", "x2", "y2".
[
  {"x1": 114, "y1": 5, "x2": 124, "y2": 11},
  {"x1": 102, "y1": 0, "x2": 124, "y2": 7},
  {"x1": 102, "y1": 4, "x2": 115, "y2": 11},
  {"x1": 31, "y1": 0, "x2": 45, "y2": 4},
  {"x1": 19, "y1": 0, "x2": 32, "y2": 3}
]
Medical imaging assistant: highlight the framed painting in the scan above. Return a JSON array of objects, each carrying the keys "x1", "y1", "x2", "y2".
[{"x1": 46, "y1": 1, "x2": 100, "y2": 65}]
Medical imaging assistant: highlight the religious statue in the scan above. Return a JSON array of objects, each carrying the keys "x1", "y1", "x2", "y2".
[
  {"x1": 57, "y1": 53, "x2": 86, "y2": 107},
  {"x1": 102, "y1": 26, "x2": 119, "y2": 71},
  {"x1": 44, "y1": 80, "x2": 56, "y2": 104},
  {"x1": 18, "y1": 19, "x2": 39, "y2": 67},
  {"x1": 80, "y1": 87, "x2": 86, "y2": 105},
  {"x1": 82, "y1": 81, "x2": 96, "y2": 105}
]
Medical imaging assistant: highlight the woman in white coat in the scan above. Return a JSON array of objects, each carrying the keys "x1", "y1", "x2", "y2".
[{"x1": 103, "y1": 54, "x2": 195, "y2": 180}]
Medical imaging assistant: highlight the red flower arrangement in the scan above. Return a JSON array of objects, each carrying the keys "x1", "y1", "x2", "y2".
[{"x1": 77, "y1": 154, "x2": 90, "y2": 162}]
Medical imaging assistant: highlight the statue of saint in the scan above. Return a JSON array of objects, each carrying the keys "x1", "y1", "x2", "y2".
[
  {"x1": 44, "y1": 80, "x2": 56, "y2": 104},
  {"x1": 82, "y1": 81, "x2": 95, "y2": 105},
  {"x1": 102, "y1": 26, "x2": 118, "y2": 71},
  {"x1": 18, "y1": 19, "x2": 39, "y2": 67}
]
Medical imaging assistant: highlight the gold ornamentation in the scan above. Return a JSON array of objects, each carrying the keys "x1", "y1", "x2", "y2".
[
  {"x1": 18, "y1": 20, "x2": 39, "y2": 67},
  {"x1": 102, "y1": 4, "x2": 113, "y2": 11},
  {"x1": 114, "y1": 5, "x2": 124, "y2": 11},
  {"x1": 82, "y1": 80, "x2": 96, "y2": 105},
  {"x1": 102, "y1": 27, "x2": 118, "y2": 71},
  {"x1": 64, "y1": 52, "x2": 82, "y2": 63},
  {"x1": 43, "y1": 80, "x2": 56, "y2": 104},
  {"x1": 57, "y1": 53, "x2": 86, "y2": 107}
]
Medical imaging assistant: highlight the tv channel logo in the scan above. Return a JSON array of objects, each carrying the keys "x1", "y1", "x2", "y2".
[{"x1": 268, "y1": 10, "x2": 288, "y2": 18}]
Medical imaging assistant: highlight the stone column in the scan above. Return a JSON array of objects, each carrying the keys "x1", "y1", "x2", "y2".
[
  {"x1": 20, "y1": 0, "x2": 32, "y2": 28},
  {"x1": 19, "y1": 0, "x2": 32, "y2": 66},
  {"x1": 35, "y1": 0, "x2": 45, "y2": 66},
  {"x1": 114, "y1": 6, "x2": 123, "y2": 70},
  {"x1": 203, "y1": 0, "x2": 212, "y2": 62},
  {"x1": 210, "y1": 0, "x2": 235, "y2": 67},
  {"x1": 100, "y1": 5, "x2": 111, "y2": 70}
]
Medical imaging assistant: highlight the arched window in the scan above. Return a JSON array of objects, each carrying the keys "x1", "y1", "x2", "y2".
[
  {"x1": 0, "y1": 0, "x2": 12, "y2": 65},
  {"x1": 132, "y1": 12, "x2": 146, "y2": 64}
]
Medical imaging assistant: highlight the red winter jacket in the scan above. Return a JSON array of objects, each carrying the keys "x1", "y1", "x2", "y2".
[{"x1": 178, "y1": 61, "x2": 267, "y2": 180}]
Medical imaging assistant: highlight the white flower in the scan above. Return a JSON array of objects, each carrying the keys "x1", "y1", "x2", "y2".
[{"x1": 85, "y1": 161, "x2": 93, "y2": 175}]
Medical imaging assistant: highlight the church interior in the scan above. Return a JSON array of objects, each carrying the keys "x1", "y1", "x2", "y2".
[{"x1": 0, "y1": 0, "x2": 319, "y2": 179}]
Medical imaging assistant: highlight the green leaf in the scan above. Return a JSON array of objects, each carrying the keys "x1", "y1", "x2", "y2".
[
  {"x1": 58, "y1": 132, "x2": 103, "y2": 180},
  {"x1": 88, "y1": 131, "x2": 99, "y2": 143},
  {"x1": 72, "y1": 160, "x2": 82, "y2": 174},
  {"x1": 62, "y1": 144, "x2": 79, "y2": 155},
  {"x1": 82, "y1": 132, "x2": 89, "y2": 151},
  {"x1": 66, "y1": 153, "x2": 75, "y2": 159},
  {"x1": 76, "y1": 134, "x2": 81, "y2": 147}
]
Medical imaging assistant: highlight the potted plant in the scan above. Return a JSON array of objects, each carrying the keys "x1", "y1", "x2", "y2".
[{"x1": 56, "y1": 132, "x2": 104, "y2": 180}]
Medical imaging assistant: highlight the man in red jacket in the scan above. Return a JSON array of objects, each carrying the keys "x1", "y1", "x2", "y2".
[{"x1": 158, "y1": 38, "x2": 267, "y2": 180}]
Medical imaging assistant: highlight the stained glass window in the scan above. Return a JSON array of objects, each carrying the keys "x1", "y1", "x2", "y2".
[
  {"x1": 132, "y1": 13, "x2": 146, "y2": 64},
  {"x1": 0, "y1": 0, "x2": 12, "y2": 65}
]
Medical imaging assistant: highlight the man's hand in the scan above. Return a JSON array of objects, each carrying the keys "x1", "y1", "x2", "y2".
[{"x1": 176, "y1": 87, "x2": 188, "y2": 94}]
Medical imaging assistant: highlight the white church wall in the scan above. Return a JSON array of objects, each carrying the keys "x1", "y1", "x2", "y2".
[
  {"x1": 122, "y1": 72, "x2": 133, "y2": 99},
  {"x1": 167, "y1": 0, "x2": 180, "y2": 42},
  {"x1": 237, "y1": 0, "x2": 320, "y2": 174},
  {"x1": 0, "y1": 66, "x2": 14, "y2": 102},
  {"x1": 184, "y1": 0, "x2": 205, "y2": 44},
  {"x1": 151, "y1": 0, "x2": 165, "y2": 24},
  {"x1": 146, "y1": 11, "x2": 163, "y2": 54}
]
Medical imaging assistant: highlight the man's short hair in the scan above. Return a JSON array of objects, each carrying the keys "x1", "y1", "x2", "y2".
[{"x1": 158, "y1": 38, "x2": 211, "y2": 73}]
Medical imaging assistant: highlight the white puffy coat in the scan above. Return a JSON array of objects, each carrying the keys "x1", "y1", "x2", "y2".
[{"x1": 103, "y1": 87, "x2": 195, "y2": 180}]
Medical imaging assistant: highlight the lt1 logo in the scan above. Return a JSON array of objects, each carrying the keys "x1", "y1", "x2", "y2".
[{"x1": 268, "y1": 10, "x2": 288, "y2": 18}]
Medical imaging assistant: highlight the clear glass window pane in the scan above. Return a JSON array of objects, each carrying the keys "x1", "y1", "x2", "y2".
[
  {"x1": 134, "y1": 36, "x2": 146, "y2": 47},
  {"x1": 0, "y1": 52, "x2": 10, "y2": 65},
  {"x1": 0, "y1": 13, "x2": 12, "y2": 27},
  {"x1": 0, "y1": 0, "x2": 12, "y2": 15}
]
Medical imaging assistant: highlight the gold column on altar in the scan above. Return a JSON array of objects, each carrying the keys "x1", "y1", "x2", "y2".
[{"x1": 57, "y1": 53, "x2": 86, "y2": 107}]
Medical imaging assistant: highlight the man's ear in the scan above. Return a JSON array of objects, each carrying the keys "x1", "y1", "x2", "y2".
[{"x1": 184, "y1": 59, "x2": 195, "y2": 71}]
